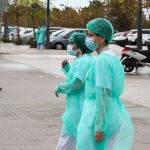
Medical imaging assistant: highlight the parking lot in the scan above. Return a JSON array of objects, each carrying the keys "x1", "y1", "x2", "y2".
[{"x1": 0, "y1": 43, "x2": 150, "y2": 149}]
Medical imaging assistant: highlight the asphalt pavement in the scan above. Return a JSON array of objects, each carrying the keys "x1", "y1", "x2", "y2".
[{"x1": 0, "y1": 43, "x2": 150, "y2": 150}]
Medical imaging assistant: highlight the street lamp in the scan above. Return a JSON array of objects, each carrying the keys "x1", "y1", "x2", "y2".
[
  {"x1": 0, "y1": 0, "x2": 6, "y2": 41},
  {"x1": 45, "y1": 0, "x2": 50, "y2": 49},
  {"x1": 60, "y1": 3, "x2": 68, "y2": 27},
  {"x1": 137, "y1": 0, "x2": 142, "y2": 51}
]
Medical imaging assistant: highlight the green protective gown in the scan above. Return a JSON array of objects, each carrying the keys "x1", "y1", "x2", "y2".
[
  {"x1": 36, "y1": 29, "x2": 41, "y2": 44},
  {"x1": 77, "y1": 50, "x2": 134, "y2": 150},
  {"x1": 37, "y1": 27, "x2": 46, "y2": 44},
  {"x1": 9, "y1": 27, "x2": 14, "y2": 33},
  {"x1": 56, "y1": 54, "x2": 93, "y2": 138},
  {"x1": 61, "y1": 63, "x2": 71, "y2": 76}
]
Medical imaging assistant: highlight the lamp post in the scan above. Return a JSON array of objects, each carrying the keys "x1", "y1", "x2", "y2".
[
  {"x1": 0, "y1": 0, "x2": 4, "y2": 41},
  {"x1": 60, "y1": 3, "x2": 68, "y2": 27},
  {"x1": 45, "y1": 0, "x2": 50, "y2": 49},
  {"x1": 137, "y1": 0, "x2": 142, "y2": 51}
]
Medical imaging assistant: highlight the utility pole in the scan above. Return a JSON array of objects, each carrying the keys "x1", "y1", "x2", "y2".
[
  {"x1": 45, "y1": 0, "x2": 50, "y2": 49},
  {"x1": 137, "y1": 0, "x2": 142, "y2": 51},
  {"x1": 0, "y1": 0, "x2": 4, "y2": 42}
]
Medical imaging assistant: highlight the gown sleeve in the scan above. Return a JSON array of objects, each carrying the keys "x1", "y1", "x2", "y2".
[
  {"x1": 55, "y1": 78, "x2": 83, "y2": 94},
  {"x1": 94, "y1": 57, "x2": 112, "y2": 132},
  {"x1": 61, "y1": 63, "x2": 71, "y2": 76},
  {"x1": 74, "y1": 57, "x2": 91, "y2": 83}
]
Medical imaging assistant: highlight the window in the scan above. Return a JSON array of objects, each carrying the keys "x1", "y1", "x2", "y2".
[
  {"x1": 142, "y1": 30, "x2": 150, "y2": 34},
  {"x1": 24, "y1": 30, "x2": 32, "y2": 34}
]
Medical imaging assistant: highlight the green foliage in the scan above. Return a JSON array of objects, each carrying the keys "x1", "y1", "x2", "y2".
[
  {"x1": 1, "y1": 38, "x2": 10, "y2": 43},
  {"x1": 7, "y1": 0, "x2": 150, "y2": 31},
  {"x1": 14, "y1": 38, "x2": 23, "y2": 45},
  {"x1": 28, "y1": 38, "x2": 36, "y2": 48}
]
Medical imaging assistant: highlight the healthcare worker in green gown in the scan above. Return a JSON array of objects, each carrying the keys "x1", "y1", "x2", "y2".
[
  {"x1": 38, "y1": 25, "x2": 46, "y2": 50},
  {"x1": 36, "y1": 26, "x2": 41, "y2": 49},
  {"x1": 55, "y1": 32, "x2": 93, "y2": 150},
  {"x1": 77, "y1": 18, "x2": 134, "y2": 150}
]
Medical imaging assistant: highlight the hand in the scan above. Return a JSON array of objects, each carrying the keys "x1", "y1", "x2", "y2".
[
  {"x1": 61, "y1": 60, "x2": 68, "y2": 68},
  {"x1": 94, "y1": 132, "x2": 104, "y2": 142},
  {"x1": 55, "y1": 91, "x2": 59, "y2": 97}
]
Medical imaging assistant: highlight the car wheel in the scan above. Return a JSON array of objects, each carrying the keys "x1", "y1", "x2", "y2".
[
  {"x1": 54, "y1": 43, "x2": 64, "y2": 50},
  {"x1": 122, "y1": 58, "x2": 135, "y2": 72}
]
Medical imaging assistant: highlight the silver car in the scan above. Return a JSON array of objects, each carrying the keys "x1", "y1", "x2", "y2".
[{"x1": 50, "y1": 28, "x2": 88, "y2": 50}]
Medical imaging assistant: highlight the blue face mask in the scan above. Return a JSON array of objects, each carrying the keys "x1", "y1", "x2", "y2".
[
  {"x1": 67, "y1": 45, "x2": 77, "y2": 56},
  {"x1": 85, "y1": 37, "x2": 98, "y2": 52}
]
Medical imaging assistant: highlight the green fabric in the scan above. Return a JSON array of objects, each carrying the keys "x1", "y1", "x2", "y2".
[
  {"x1": 36, "y1": 29, "x2": 41, "y2": 44},
  {"x1": 61, "y1": 63, "x2": 71, "y2": 76},
  {"x1": 56, "y1": 54, "x2": 93, "y2": 138},
  {"x1": 77, "y1": 52, "x2": 134, "y2": 150},
  {"x1": 56, "y1": 78, "x2": 83, "y2": 94},
  {"x1": 37, "y1": 27, "x2": 46, "y2": 44},
  {"x1": 9, "y1": 27, "x2": 14, "y2": 33},
  {"x1": 69, "y1": 33, "x2": 92, "y2": 53},
  {"x1": 87, "y1": 18, "x2": 114, "y2": 43}
]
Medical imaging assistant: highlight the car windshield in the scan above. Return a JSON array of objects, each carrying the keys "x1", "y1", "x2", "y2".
[
  {"x1": 57, "y1": 29, "x2": 71, "y2": 37},
  {"x1": 51, "y1": 29, "x2": 66, "y2": 36},
  {"x1": 24, "y1": 30, "x2": 32, "y2": 34},
  {"x1": 129, "y1": 31, "x2": 137, "y2": 34}
]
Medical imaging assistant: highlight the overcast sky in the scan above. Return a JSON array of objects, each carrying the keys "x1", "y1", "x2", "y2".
[{"x1": 43, "y1": 0, "x2": 90, "y2": 9}]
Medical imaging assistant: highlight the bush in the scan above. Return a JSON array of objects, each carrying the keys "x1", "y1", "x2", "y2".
[
  {"x1": 14, "y1": 38, "x2": 23, "y2": 45},
  {"x1": 28, "y1": 38, "x2": 36, "y2": 48},
  {"x1": 1, "y1": 37, "x2": 10, "y2": 43}
]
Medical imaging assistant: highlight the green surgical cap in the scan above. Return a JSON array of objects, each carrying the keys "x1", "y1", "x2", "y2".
[
  {"x1": 69, "y1": 32, "x2": 92, "y2": 53},
  {"x1": 87, "y1": 18, "x2": 114, "y2": 43}
]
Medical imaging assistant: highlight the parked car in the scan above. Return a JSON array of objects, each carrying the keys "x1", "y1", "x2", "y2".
[
  {"x1": 51, "y1": 28, "x2": 67, "y2": 37},
  {"x1": 19, "y1": 28, "x2": 37, "y2": 42},
  {"x1": 146, "y1": 39, "x2": 150, "y2": 50},
  {"x1": 127, "y1": 29, "x2": 150, "y2": 45},
  {"x1": 0, "y1": 26, "x2": 4, "y2": 37},
  {"x1": 50, "y1": 27, "x2": 65, "y2": 34},
  {"x1": 113, "y1": 31, "x2": 128, "y2": 41},
  {"x1": 9, "y1": 26, "x2": 25, "y2": 41},
  {"x1": 50, "y1": 28, "x2": 88, "y2": 50}
]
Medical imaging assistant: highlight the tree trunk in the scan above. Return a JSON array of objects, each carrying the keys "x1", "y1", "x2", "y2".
[
  {"x1": 16, "y1": 7, "x2": 20, "y2": 40},
  {"x1": 32, "y1": 16, "x2": 36, "y2": 40}
]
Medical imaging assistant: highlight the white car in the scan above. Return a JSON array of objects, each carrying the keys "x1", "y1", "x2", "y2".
[
  {"x1": 127, "y1": 29, "x2": 150, "y2": 45},
  {"x1": 146, "y1": 39, "x2": 150, "y2": 50},
  {"x1": 113, "y1": 31, "x2": 128, "y2": 41},
  {"x1": 0, "y1": 26, "x2": 4, "y2": 37},
  {"x1": 9, "y1": 27, "x2": 25, "y2": 41},
  {"x1": 14, "y1": 28, "x2": 36, "y2": 41}
]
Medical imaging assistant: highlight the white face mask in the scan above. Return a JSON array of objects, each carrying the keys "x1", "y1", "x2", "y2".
[
  {"x1": 85, "y1": 37, "x2": 98, "y2": 52},
  {"x1": 67, "y1": 45, "x2": 77, "y2": 56},
  {"x1": 85, "y1": 37, "x2": 105, "y2": 52}
]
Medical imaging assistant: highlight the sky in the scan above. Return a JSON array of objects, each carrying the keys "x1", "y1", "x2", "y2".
[{"x1": 43, "y1": 0, "x2": 90, "y2": 9}]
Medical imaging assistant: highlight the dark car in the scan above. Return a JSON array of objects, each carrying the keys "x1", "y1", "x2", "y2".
[
  {"x1": 50, "y1": 28, "x2": 88, "y2": 50},
  {"x1": 146, "y1": 39, "x2": 150, "y2": 50}
]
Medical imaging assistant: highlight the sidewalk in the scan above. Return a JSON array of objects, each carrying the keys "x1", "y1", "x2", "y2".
[{"x1": 0, "y1": 43, "x2": 150, "y2": 149}]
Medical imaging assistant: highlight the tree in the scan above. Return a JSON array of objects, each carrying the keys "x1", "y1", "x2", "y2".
[
  {"x1": 106, "y1": 0, "x2": 138, "y2": 31},
  {"x1": 79, "y1": 0, "x2": 105, "y2": 28}
]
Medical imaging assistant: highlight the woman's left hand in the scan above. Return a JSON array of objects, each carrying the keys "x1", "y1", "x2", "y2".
[{"x1": 94, "y1": 132, "x2": 104, "y2": 142}]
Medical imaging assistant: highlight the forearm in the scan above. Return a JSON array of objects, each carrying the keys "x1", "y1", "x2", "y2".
[
  {"x1": 94, "y1": 87, "x2": 108, "y2": 132},
  {"x1": 56, "y1": 78, "x2": 83, "y2": 94},
  {"x1": 61, "y1": 63, "x2": 71, "y2": 76}
]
